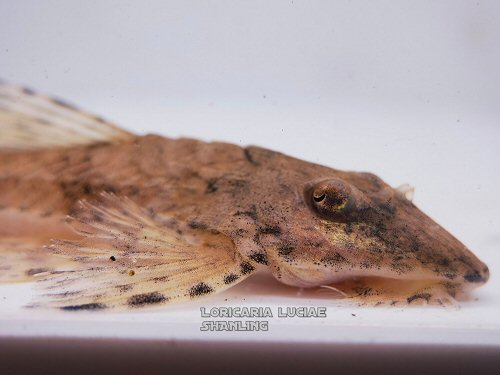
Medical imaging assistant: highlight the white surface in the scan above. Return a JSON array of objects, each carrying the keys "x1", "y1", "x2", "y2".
[
  {"x1": 0, "y1": 1, "x2": 499, "y2": 345},
  {"x1": 1, "y1": 273, "x2": 500, "y2": 346}
]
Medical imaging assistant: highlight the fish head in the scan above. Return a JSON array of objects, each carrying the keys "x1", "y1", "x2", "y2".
[{"x1": 251, "y1": 149, "x2": 489, "y2": 303}]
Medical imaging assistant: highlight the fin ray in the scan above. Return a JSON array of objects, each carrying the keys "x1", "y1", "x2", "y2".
[
  {"x1": 0, "y1": 239, "x2": 75, "y2": 283},
  {"x1": 33, "y1": 193, "x2": 254, "y2": 310},
  {"x1": 0, "y1": 82, "x2": 133, "y2": 150}
]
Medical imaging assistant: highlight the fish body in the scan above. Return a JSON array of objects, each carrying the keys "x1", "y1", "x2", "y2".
[{"x1": 0, "y1": 83, "x2": 489, "y2": 309}]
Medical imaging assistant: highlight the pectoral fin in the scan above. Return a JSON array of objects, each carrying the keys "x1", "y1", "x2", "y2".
[{"x1": 33, "y1": 193, "x2": 254, "y2": 310}]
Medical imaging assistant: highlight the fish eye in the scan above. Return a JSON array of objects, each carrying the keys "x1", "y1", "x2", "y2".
[
  {"x1": 313, "y1": 193, "x2": 326, "y2": 203},
  {"x1": 309, "y1": 179, "x2": 354, "y2": 219}
]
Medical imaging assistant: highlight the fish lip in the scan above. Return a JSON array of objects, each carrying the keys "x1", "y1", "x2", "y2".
[
  {"x1": 382, "y1": 262, "x2": 490, "y2": 290},
  {"x1": 285, "y1": 263, "x2": 452, "y2": 288},
  {"x1": 292, "y1": 260, "x2": 490, "y2": 289},
  {"x1": 276, "y1": 259, "x2": 489, "y2": 297}
]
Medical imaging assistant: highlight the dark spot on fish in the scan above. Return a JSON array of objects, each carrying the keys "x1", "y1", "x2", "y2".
[
  {"x1": 206, "y1": 178, "x2": 219, "y2": 193},
  {"x1": 364, "y1": 222, "x2": 388, "y2": 241},
  {"x1": 52, "y1": 97, "x2": 77, "y2": 111},
  {"x1": 61, "y1": 303, "x2": 107, "y2": 311},
  {"x1": 117, "y1": 284, "x2": 133, "y2": 292},
  {"x1": 377, "y1": 200, "x2": 396, "y2": 217},
  {"x1": 464, "y1": 271, "x2": 485, "y2": 283},
  {"x1": 40, "y1": 210, "x2": 53, "y2": 218},
  {"x1": 235, "y1": 205, "x2": 258, "y2": 221},
  {"x1": 343, "y1": 223, "x2": 353, "y2": 234},
  {"x1": 92, "y1": 211, "x2": 104, "y2": 222},
  {"x1": 240, "y1": 261, "x2": 255, "y2": 275},
  {"x1": 278, "y1": 244, "x2": 295, "y2": 257},
  {"x1": 274, "y1": 266, "x2": 282, "y2": 279},
  {"x1": 92, "y1": 115, "x2": 107, "y2": 124},
  {"x1": 390, "y1": 260, "x2": 413, "y2": 274},
  {"x1": 188, "y1": 220, "x2": 208, "y2": 230},
  {"x1": 53, "y1": 291, "x2": 81, "y2": 298},
  {"x1": 151, "y1": 275, "x2": 169, "y2": 283},
  {"x1": 85, "y1": 141, "x2": 111, "y2": 150},
  {"x1": 438, "y1": 258, "x2": 450, "y2": 267},
  {"x1": 26, "y1": 268, "x2": 49, "y2": 276},
  {"x1": 258, "y1": 225, "x2": 281, "y2": 236},
  {"x1": 124, "y1": 185, "x2": 140, "y2": 197},
  {"x1": 354, "y1": 286, "x2": 373, "y2": 297},
  {"x1": 34, "y1": 117, "x2": 50, "y2": 126},
  {"x1": 109, "y1": 256, "x2": 116, "y2": 261},
  {"x1": 60, "y1": 180, "x2": 117, "y2": 200},
  {"x1": 228, "y1": 179, "x2": 248, "y2": 189},
  {"x1": 22, "y1": 87, "x2": 36, "y2": 96},
  {"x1": 128, "y1": 292, "x2": 167, "y2": 306},
  {"x1": 233, "y1": 228, "x2": 247, "y2": 236},
  {"x1": 306, "y1": 238, "x2": 325, "y2": 248},
  {"x1": 189, "y1": 282, "x2": 214, "y2": 297},
  {"x1": 250, "y1": 252, "x2": 268, "y2": 265},
  {"x1": 81, "y1": 155, "x2": 91, "y2": 163},
  {"x1": 224, "y1": 273, "x2": 239, "y2": 284},
  {"x1": 243, "y1": 147, "x2": 259, "y2": 166},
  {"x1": 360, "y1": 261, "x2": 372, "y2": 269},
  {"x1": 443, "y1": 272, "x2": 456, "y2": 280},
  {"x1": 407, "y1": 293, "x2": 431, "y2": 304},
  {"x1": 457, "y1": 254, "x2": 474, "y2": 267},
  {"x1": 320, "y1": 252, "x2": 347, "y2": 267},
  {"x1": 147, "y1": 207, "x2": 157, "y2": 218}
]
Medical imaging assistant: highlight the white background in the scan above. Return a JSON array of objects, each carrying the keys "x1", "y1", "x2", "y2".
[{"x1": 0, "y1": 1, "x2": 499, "y2": 344}]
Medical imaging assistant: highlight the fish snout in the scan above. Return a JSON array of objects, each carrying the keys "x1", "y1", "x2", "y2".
[
  {"x1": 392, "y1": 202, "x2": 490, "y2": 289},
  {"x1": 419, "y1": 228, "x2": 490, "y2": 288}
]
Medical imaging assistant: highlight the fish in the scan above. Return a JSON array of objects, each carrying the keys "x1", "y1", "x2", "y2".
[{"x1": 0, "y1": 82, "x2": 490, "y2": 310}]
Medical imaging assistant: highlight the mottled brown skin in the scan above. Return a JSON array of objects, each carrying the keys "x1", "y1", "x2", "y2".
[{"x1": 0, "y1": 134, "x2": 489, "y2": 305}]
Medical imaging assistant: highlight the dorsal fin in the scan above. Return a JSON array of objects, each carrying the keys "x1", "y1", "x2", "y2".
[{"x1": 0, "y1": 81, "x2": 134, "y2": 150}]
